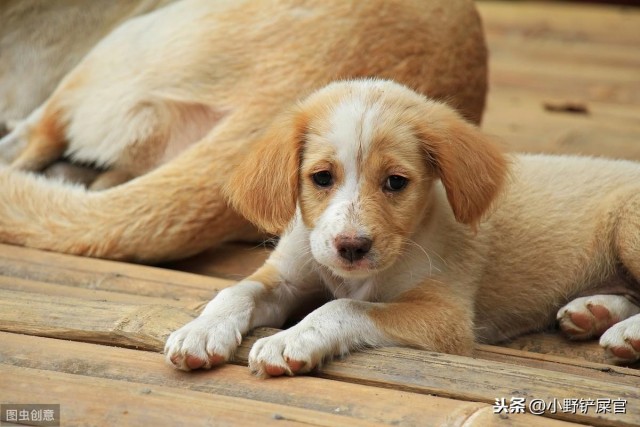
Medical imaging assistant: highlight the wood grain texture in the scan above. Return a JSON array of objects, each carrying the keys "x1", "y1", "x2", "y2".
[
  {"x1": 165, "y1": 242, "x2": 272, "y2": 280},
  {"x1": 478, "y1": 1, "x2": 640, "y2": 159},
  {"x1": 0, "y1": 289, "x2": 197, "y2": 350},
  {"x1": 0, "y1": 364, "x2": 385, "y2": 427},
  {"x1": 0, "y1": 275, "x2": 205, "y2": 310},
  {"x1": 2, "y1": 332, "x2": 573, "y2": 427},
  {"x1": 1, "y1": 2, "x2": 640, "y2": 426},
  {"x1": 475, "y1": 343, "x2": 640, "y2": 386},
  {"x1": 234, "y1": 329, "x2": 639, "y2": 427},
  {"x1": 0, "y1": 282, "x2": 635, "y2": 427},
  {"x1": 497, "y1": 331, "x2": 640, "y2": 370},
  {"x1": 0, "y1": 243, "x2": 230, "y2": 301},
  {"x1": 479, "y1": 2, "x2": 640, "y2": 47}
]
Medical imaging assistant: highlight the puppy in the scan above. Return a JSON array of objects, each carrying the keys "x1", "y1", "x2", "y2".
[
  {"x1": 165, "y1": 79, "x2": 640, "y2": 376},
  {"x1": 0, "y1": 0, "x2": 487, "y2": 262}
]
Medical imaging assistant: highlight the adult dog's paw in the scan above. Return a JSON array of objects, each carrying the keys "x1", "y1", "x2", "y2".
[
  {"x1": 600, "y1": 313, "x2": 640, "y2": 363},
  {"x1": 557, "y1": 295, "x2": 639, "y2": 340},
  {"x1": 164, "y1": 315, "x2": 243, "y2": 371},
  {"x1": 248, "y1": 325, "x2": 340, "y2": 378}
]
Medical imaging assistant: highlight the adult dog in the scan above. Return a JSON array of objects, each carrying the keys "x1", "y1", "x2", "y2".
[
  {"x1": 0, "y1": 0, "x2": 487, "y2": 262},
  {"x1": 166, "y1": 80, "x2": 640, "y2": 376}
]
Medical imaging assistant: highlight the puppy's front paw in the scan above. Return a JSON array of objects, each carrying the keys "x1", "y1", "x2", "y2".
[
  {"x1": 164, "y1": 315, "x2": 243, "y2": 371},
  {"x1": 249, "y1": 325, "x2": 339, "y2": 378},
  {"x1": 557, "y1": 295, "x2": 639, "y2": 340},
  {"x1": 600, "y1": 314, "x2": 640, "y2": 363}
]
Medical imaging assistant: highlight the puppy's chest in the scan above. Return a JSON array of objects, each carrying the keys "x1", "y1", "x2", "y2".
[{"x1": 319, "y1": 270, "x2": 378, "y2": 301}]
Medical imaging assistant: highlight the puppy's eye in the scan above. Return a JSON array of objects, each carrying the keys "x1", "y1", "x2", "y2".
[
  {"x1": 312, "y1": 171, "x2": 333, "y2": 188},
  {"x1": 384, "y1": 175, "x2": 408, "y2": 192}
]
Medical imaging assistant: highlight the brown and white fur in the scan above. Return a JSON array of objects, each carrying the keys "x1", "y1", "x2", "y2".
[
  {"x1": 165, "y1": 80, "x2": 640, "y2": 376},
  {"x1": 0, "y1": 0, "x2": 487, "y2": 262}
]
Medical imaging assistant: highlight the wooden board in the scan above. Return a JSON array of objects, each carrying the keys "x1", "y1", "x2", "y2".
[
  {"x1": 164, "y1": 242, "x2": 272, "y2": 281},
  {"x1": 477, "y1": 1, "x2": 640, "y2": 159},
  {"x1": 1, "y1": 2, "x2": 640, "y2": 427},
  {"x1": 1, "y1": 364, "x2": 386, "y2": 427},
  {"x1": 3, "y1": 332, "x2": 571, "y2": 427},
  {"x1": 0, "y1": 288, "x2": 196, "y2": 350},
  {"x1": 0, "y1": 243, "x2": 231, "y2": 302},
  {"x1": 0, "y1": 285, "x2": 637, "y2": 426}
]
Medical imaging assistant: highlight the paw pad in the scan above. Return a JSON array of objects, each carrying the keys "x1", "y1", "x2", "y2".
[
  {"x1": 557, "y1": 295, "x2": 635, "y2": 340},
  {"x1": 264, "y1": 365, "x2": 287, "y2": 377},
  {"x1": 185, "y1": 355, "x2": 206, "y2": 370},
  {"x1": 560, "y1": 303, "x2": 614, "y2": 338},
  {"x1": 606, "y1": 345, "x2": 636, "y2": 361},
  {"x1": 599, "y1": 314, "x2": 640, "y2": 363},
  {"x1": 286, "y1": 359, "x2": 307, "y2": 373}
]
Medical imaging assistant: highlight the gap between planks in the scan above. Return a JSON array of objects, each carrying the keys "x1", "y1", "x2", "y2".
[
  {"x1": 0, "y1": 364, "x2": 380, "y2": 427},
  {"x1": 0, "y1": 241, "x2": 630, "y2": 366},
  {"x1": 0, "y1": 332, "x2": 577, "y2": 427},
  {"x1": 0, "y1": 243, "x2": 233, "y2": 301},
  {"x1": 0, "y1": 2, "x2": 638, "y2": 426},
  {"x1": 0, "y1": 288, "x2": 637, "y2": 427},
  {"x1": 477, "y1": 1, "x2": 640, "y2": 48}
]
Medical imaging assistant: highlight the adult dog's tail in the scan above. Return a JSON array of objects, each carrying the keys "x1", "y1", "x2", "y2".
[{"x1": 0, "y1": 112, "x2": 262, "y2": 263}]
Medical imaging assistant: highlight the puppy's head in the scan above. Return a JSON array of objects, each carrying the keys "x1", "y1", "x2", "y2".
[{"x1": 226, "y1": 79, "x2": 506, "y2": 278}]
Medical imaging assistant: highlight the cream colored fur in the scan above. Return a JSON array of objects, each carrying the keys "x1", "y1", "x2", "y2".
[
  {"x1": 0, "y1": 0, "x2": 175, "y2": 130},
  {"x1": 0, "y1": 0, "x2": 487, "y2": 262},
  {"x1": 166, "y1": 80, "x2": 640, "y2": 376}
]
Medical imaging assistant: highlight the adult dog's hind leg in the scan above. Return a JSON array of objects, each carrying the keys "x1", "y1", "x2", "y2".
[
  {"x1": 0, "y1": 106, "x2": 42, "y2": 165},
  {"x1": 0, "y1": 128, "x2": 23, "y2": 165},
  {"x1": 0, "y1": 107, "x2": 272, "y2": 262},
  {"x1": 7, "y1": 104, "x2": 68, "y2": 172}
]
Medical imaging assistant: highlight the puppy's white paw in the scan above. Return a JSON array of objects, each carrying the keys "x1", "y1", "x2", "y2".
[
  {"x1": 557, "y1": 295, "x2": 640, "y2": 340},
  {"x1": 164, "y1": 314, "x2": 243, "y2": 371},
  {"x1": 600, "y1": 313, "x2": 640, "y2": 363},
  {"x1": 249, "y1": 325, "x2": 342, "y2": 377}
]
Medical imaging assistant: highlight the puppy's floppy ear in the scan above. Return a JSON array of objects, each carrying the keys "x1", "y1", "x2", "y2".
[
  {"x1": 224, "y1": 109, "x2": 307, "y2": 235},
  {"x1": 418, "y1": 105, "x2": 507, "y2": 227}
]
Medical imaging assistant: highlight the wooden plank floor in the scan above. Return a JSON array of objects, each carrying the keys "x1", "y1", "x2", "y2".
[{"x1": 1, "y1": 2, "x2": 639, "y2": 426}]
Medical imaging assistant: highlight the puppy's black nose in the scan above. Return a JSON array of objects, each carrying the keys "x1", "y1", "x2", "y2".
[{"x1": 335, "y1": 235, "x2": 372, "y2": 263}]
